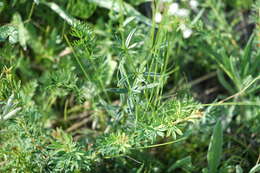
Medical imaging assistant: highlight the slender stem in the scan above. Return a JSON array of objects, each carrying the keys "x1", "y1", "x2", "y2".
[
  {"x1": 201, "y1": 102, "x2": 260, "y2": 107},
  {"x1": 135, "y1": 137, "x2": 186, "y2": 149},
  {"x1": 24, "y1": 2, "x2": 36, "y2": 23},
  {"x1": 64, "y1": 35, "x2": 90, "y2": 81}
]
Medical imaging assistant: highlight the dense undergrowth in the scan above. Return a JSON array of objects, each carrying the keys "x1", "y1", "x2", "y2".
[{"x1": 0, "y1": 0, "x2": 260, "y2": 172}]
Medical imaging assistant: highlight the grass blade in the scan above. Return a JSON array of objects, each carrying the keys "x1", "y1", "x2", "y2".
[
  {"x1": 125, "y1": 28, "x2": 137, "y2": 49},
  {"x1": 242, "y1": 33, "x2": 254, "y2": 78},
  {"x1": 207, "y1": 120, "x2": 223, "y2": 173}
]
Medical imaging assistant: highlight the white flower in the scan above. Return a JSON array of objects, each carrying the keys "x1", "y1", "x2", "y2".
[
  {"x1": 168, "y1": 3, "x2": 179, "y2": 16},
  {"x1": 155, "y1": 12, "x2": 162, "y2": 23},
  {"x1": 182, "y1": 28, "x2": 193, "y2": 38},
  {"x1": 180, "y1": 24, "x2": 193, "y2": 38},
  {"x1": 189, "y1": 0, "x2": 199, "y2": 10},
  {"x1": 176, "y1": 8, "x2": 190, "y2": 18}
]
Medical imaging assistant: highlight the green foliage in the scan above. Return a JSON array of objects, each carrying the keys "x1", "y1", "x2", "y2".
[
  {"x1": 0, "y1": 25, "x2": 18, "y2": 43},
  {"x1": 224, "y1": 0, "x2": 253, "y2": 9},
  {"x1": 68, "y1": 0, "x2": 96, "y2": 19},
  {"x1": 167, "y1": 156, "x2": 194, "y2": 172},
  {"x1": 48, "y1": 129, "x2": 93, "y2": 172},
  {"x1": 0, "y1": 0, "x2": 259, "y2": 172},
  {"x1": 207, "y1": 120, "x2": 223, "y2": 173}
]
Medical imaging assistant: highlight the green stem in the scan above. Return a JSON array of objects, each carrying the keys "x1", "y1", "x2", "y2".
[{"x1": 135, "y1": 137, "x2": 186, "y2": 149}]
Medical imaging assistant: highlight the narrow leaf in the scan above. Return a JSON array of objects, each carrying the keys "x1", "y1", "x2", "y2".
[
  {"x1": 249, "y1": 164, "x2": 260, "y2": 173},
  {"x1": 217, "y1": 70, "x2": 235, "y2": 94},
  {"x1": 143, "y1": 72, "x2": 161, "y2": 77},
  {"x1": 125, "y1": 28, "x2": 137, "y2": 48},
  {"x1": 138, "y1": 83, "x2": 159, "y2": 90},
  {"x1": 167, "y1": 156, "x2": 194, "y2": 172},
  {"x1": 242, "y1": 33, "x2": 254, "y2": 77},
  {"x1": 207, "y1": 120, "x2": 223, "y2": 173},
  {"x1": 3, "y1": 107, "x2": 22, "y2": 120},
  {"x1": 123, "y1": 16, "x2": 136, "y2": 27},
  {"x1": 107, "y1": 88, "x2": 128, "y2": 94}
]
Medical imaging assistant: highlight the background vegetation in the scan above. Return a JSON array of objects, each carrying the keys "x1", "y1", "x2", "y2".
[{"x1": 0, "y1": 0, "x2": 260, "y2": 172}]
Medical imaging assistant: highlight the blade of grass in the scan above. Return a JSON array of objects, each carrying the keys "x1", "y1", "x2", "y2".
[{"x1": 207, "y1": 120, "x2": 223, "y2": 173}]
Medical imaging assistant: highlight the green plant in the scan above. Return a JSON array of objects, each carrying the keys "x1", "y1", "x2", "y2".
[{"x1": 0, "y1": 0, "x2": 259, "y2": 172}]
